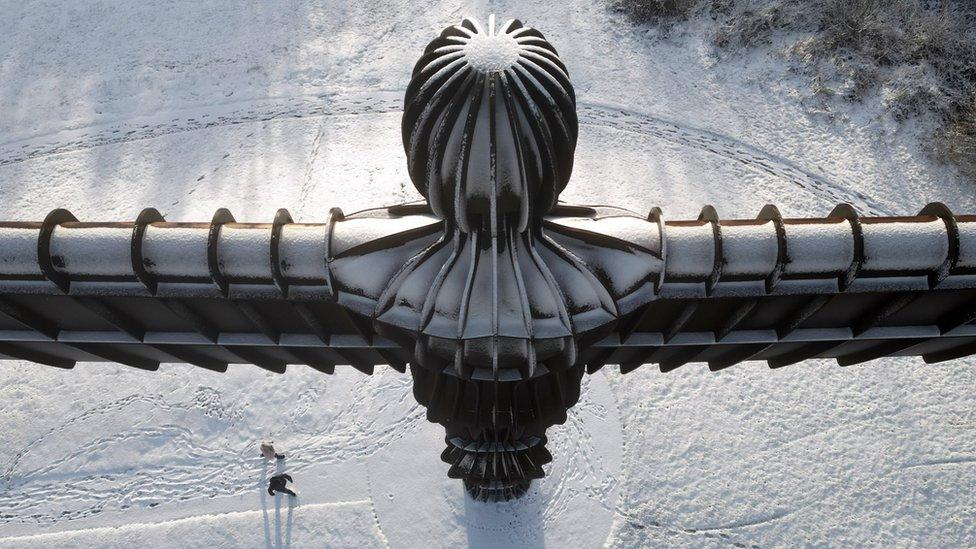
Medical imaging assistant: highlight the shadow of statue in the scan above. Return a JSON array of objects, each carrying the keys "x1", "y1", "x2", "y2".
[{"x1": 462, "y1": 484, "x2": 547, "y2": 549}]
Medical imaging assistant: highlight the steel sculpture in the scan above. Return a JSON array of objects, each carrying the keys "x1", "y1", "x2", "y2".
[{"x1": 1, "y1": 16, "x2": 975, "y2": 501}]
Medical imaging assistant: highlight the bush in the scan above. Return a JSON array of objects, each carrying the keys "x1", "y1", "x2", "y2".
[
  {"x1": 937, "y1": 94, "x2": 976, "y2": 178},
  {"x1": 614, "y1": 0, "x2": 976, "y2": 180},
  {"x1": 613, "y1": 0, "x2": 706, "y2": 23}
]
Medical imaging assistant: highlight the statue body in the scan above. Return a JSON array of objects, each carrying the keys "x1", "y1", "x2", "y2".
[{"x1": 329, "y1": 16, "x2": 661, "y2": 500}]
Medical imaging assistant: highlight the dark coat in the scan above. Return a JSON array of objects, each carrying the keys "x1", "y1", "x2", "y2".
[{"x1": 268, "y1": 474, "x2": 294, "y2": 496}]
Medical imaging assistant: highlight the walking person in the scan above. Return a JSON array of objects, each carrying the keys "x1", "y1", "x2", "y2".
[{"x1": 268, "y1": 473, "x2": 297, "y2": 497}]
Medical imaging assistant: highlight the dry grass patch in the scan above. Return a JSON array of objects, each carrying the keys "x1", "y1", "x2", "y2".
[{"x1": 613, "y1": 0, "x2": 976, "y2": 179}]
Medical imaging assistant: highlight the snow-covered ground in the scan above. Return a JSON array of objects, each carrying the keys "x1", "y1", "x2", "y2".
[{"x1": 1, "y1": 1, "x2": 974, "y2": 546}]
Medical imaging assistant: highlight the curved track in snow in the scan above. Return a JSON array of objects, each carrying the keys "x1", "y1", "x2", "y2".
[
  {"x1": 578, "y1": 102, "x2": 889, "y2": 216},
  {"x1": 0, "y1": 92, "x2": 889, "y2": 216},
  {"x1": 0, "y1": 371, "x2": 623, "y2": 533},
  {"x1": 0, "y1": 373, "x2": 423, "y2": 525}
]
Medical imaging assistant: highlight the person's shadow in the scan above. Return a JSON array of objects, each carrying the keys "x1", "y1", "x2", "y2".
[
  {"x1": 261, "y1": 460, "x2": 272, "y2": 548},
  {"x1": 261, "y1": 456, "x2": 297, "y2": 549}
]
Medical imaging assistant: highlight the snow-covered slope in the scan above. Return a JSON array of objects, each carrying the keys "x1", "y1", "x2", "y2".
[{"x1": 1, "y1": 1, "x2": 974, "y2": 547}]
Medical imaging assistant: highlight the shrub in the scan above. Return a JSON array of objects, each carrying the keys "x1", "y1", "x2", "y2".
[
  {"x1": 614, "y1": 0, "x2": 976, "y2": 179},
  {"x1": 612, "y1": 0, "x2": 706, "y2": 23}
]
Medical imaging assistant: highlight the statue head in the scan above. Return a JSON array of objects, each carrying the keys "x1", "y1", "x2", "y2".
[{"x1": 402, "y1": 16, "x2": 578, "y2": 231}]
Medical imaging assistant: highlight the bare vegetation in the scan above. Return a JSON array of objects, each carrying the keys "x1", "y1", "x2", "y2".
[
  {"x1": 613, "y1": 0, "x2": 976, "y2": 179},
  {"x1": 612, "y1": 0, "x2": 706, "y2": 23}
]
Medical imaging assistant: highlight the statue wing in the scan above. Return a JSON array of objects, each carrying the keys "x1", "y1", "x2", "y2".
[
  {"x1": 0, "y1": 203, "x2": 973, "y2": 374},
  {"x1": 0, "y1": 207, "x2": 416, "y2": 374},
  {"x1": 582, "y1": 203, "x2": 976, "y2": 373}
]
